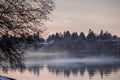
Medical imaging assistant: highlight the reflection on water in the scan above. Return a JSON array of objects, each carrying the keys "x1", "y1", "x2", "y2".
[
  {"x1": 47, "y1": 62, "x2": 120, "y2": 78},
  {"x1": 0, "y1": 55, "x2": 120, "y2": 80}
]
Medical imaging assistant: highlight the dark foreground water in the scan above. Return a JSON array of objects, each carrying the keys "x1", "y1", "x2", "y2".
[{"x1": 0, "y1": 52, "x2": 120, "y2": 80}]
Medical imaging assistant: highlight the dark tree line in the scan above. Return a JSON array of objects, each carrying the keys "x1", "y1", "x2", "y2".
[
  {"x1": 47, "y1": 29, "x2": 119, "y2": 42},
  {"x1": 45, "y1": 29, "x2": 120, "y2": 57}
]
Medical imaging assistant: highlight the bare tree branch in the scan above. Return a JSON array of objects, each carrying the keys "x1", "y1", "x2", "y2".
[
  {"x1": 0, "y1": 0, "x2": 55, "y2": 67},
  {"x1": 0, "y1": 0, "x2": 55, "y2": 35}
]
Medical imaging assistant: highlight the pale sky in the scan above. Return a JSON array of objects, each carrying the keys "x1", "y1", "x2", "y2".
[{"x1": 46, "y1": 0, "x2": 120, "y2": 36}]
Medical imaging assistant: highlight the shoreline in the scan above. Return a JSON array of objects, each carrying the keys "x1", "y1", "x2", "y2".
[{"x1": 0, "y1": 75, "x2": 15, "y2": 80}]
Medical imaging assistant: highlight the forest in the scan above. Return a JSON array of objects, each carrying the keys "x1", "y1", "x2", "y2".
[
  {"x1": 1, "y1": 29, "x2": 120, "y2": 58},
  {"x1": 42, "y1": 29, "x2": 120, "y2": 57}
]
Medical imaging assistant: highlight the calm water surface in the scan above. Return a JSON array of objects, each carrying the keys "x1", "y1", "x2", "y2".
[{"x1": 0, "y1": 53, "x2": 120, "y2": 80}]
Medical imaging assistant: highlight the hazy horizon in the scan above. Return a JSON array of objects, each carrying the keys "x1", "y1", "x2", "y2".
[{"x1": 46, "y1": 0, "x2": 120, "y2": 36}]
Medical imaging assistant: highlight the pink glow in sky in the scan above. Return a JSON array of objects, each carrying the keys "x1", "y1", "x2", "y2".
[{"x1": 46, "y1": 0, "x2": 120, "y2": 36}]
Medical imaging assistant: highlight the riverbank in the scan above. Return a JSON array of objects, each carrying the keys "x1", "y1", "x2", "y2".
[{"x1": 0, "y1": 75, "x2": 15, "y2": 80}]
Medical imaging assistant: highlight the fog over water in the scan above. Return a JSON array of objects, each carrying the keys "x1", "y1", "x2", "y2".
[
  {"x1": 1, "y1": 51, "x2": 120, "y2": 80},
  {"x1": 25, "y1": 51, "x2": 120, "y2": 67}
]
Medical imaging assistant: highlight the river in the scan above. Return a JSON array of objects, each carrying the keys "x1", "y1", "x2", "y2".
[{"x1": 0, "y1": 52, "x2": 120, "y2": 80}]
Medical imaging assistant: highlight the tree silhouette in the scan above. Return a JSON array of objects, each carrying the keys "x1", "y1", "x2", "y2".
[
  {"x1": 63, "y1": 31, "x2": 71, "y2": 39},
  {"x1": 55, "y1": 33, "x2": 62, "y2": 41},
  {"x1": 47, "y1": 34, "x2": 55, "y2": 42},
  {"x1": 79, "y1": 32, "x2": 86, "y2": 40},
  {"x1": 71, "y1": 32, "x2": 78, "y2": 40},
  {"x1": 102, "y1": 31, "x2": 112, "y2": 40},
  {"x1": 99, "y1": 30, "x2": 104, "y2": 40},
  {"x1": 0, "y1": 0, "x2": 55, "y2": 66},
  {"x1": 87, "y1": 29, "x2": 96, "y2": 41},
  {"x1": 45, "y1": 30, "x2": 120, "y2": 56},
  {"x1": 113, "y1": 35, "x2": 118, "y2": 40}
]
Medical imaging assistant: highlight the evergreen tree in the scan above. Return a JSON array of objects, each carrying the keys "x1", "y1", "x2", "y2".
[
  {"x1": 71, "y1": 32, "x2": 78, "y2": 40},
  {"x1": 97, "y1": 30, "x2": 104, "y2": 40},
  {"x1": 47, "y1": 34, "x2": 55, "y2": 42},
  {"x1": 102, "y1": 31, "x2": 112, "y2": 40},
  {"x1": 79, "y1": 32, "x2": 86, "y2": 40},
  {"x1": 63, "y1": 31, "x2": 71, "y2": 39},
  {"x1": 113, "y1": 35, "x2": 118, "y2": 40},
  {"x1": 87, "y1": 29, "x2": 96, "y2": 41},
  {"x1": 55, "y1": 33, "x2": 62, "y2": 41}
]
